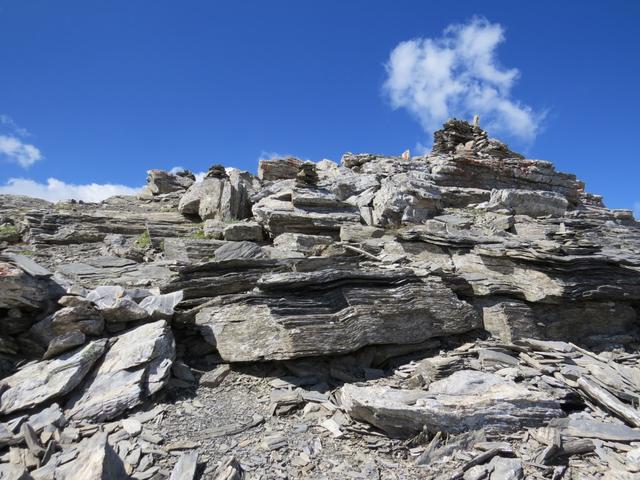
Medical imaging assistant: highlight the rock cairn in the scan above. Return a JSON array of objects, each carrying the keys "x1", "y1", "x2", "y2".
[{"x1": 0, "y1": 119, "x2": 639, "y2": 478}]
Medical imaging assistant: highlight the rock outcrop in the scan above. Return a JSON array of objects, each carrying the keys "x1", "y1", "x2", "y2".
[
  {"x1": 0, "y1": 118, "x2": 639, "y2": 478},
  {"x1": 196, "y1": 269, "x2": 480, "y2": 361}
]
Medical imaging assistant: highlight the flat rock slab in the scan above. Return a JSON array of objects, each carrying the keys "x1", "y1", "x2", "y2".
[
  {"x1": 0, "y1": 340, "x2": 107, "y2": 415},
  {"x1": 196, "y1": 269, "x2": 480, "y2": 361},
  {"x1": 339, "y1": 371, "x2": 563, "y2": 438},
  {"x1": 65, "y1": 320, "x2": 175, "y2": 422},
  {"x1": 169, "y1": 451, "x2": 198, "y2": 480},
  {"x1": 550, "y1": 417, "x2": 640, "y2": 442},
  {"x1": 33, "y1": 432, "x2": 128, "y2": 480}
]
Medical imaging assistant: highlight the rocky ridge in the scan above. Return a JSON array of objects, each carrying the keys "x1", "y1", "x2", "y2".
[{"x1": 0, "y1": 119, "x2": 639, "y2": 479}]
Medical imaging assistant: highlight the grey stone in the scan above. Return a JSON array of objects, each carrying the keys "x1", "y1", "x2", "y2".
[
  {"x1": 48, "y1": 432, "x2": 128, "y2": 479},
  {"x1": 372, "y1": 171, "x2": 441, "y2": 227},
  {"x1": 484, "y1": 189, "x2": 569, "y2": 217},
  {"x1": 0, "y1": 340, "x2": 107, "y2": 414},
  {"x1": 488, "y1": 457, "x2": 523, "y2": 480},
  {"x1": 100, "y1": 297, "x2": 149, "y2": 324},
  {"x1": 272, "y1": 232, "x2": 333, "y2": 255},
  {"x1": 138, "y1": 291, "x2": 183, "y2": 320},
  {"x1": 169, "y1": 451, "x2": 198, "y2": 480},
  {"x1": 339, "y1": 371, "x2": 563, "y2": 438},
  {"x1": 65, "y1": 321, "x2": 175, "y2": 422},
  {"x1": 146, "y1": 169, "x2": 194, "y2": 195},
  {"x1": 178, "y1": 169, "x2": 256, "y2": 222},
  {"x1": 30, "y1": 304, "x2": 104, "y2": 346},
  {"x1": 0, "y1": 261, "x2": 63, "y2": 335},
  {"x1": 258, "y1": 156, "x2": 303, "y2": 181},
  {"x1": 223, "y1": 222, "x2": 264, "y2": 242},
  {"x1": 43, "y1": 331, "x2": 87, "y2": 359},
  {"x1": 196, "y1": 269, "x2": 480, "y2": 361},
  {"x1": 214, "y1": 241, "x2": 265, "y2": 261}
]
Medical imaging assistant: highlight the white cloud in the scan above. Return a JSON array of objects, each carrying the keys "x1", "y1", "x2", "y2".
[
  {"x1": 0, "y1": 115, "x2": 30, "y2": 137},
  {"x1": 0, "y1": 135, "x2": 43, "y2": 168},
  {"x1": 0, "y1": 177, "x2": 141, "y2": 203},
  {"x1": 383, "y1": 17, "x2": 544, "y2": 144},
  {"x1": 634, "y1": 202, "x2": 640, "y2": 220}
]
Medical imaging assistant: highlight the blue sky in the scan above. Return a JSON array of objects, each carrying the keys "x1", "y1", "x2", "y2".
[{"x1": 0, "y1": 1, "x2": 639, "y2": 212}]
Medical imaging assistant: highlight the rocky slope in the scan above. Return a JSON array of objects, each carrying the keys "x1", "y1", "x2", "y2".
[{"x1": 0, "y1": 119, "x2": 639, "y2": 479}]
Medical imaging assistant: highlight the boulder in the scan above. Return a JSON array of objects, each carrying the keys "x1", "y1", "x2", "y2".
[
  {"x1": 178, "y1": 168, "x2": 256, "y2": 221},
  {"x1": 202, "y1": 219, "x2": 226, "y2": 239},
  {"x1": 0, "y1": 260, "x2": 63, "y2": 335},
  {"x1": 258, "y1": 156, "x2": 303, "y2": 181},
  {"x1": 146, "y1": 169, "x2": 195, "y2": 195},
  {"x1": 30, "y1": 303, "x2": 104, "y2": 346},
  {"x1": 33, "y1": 432, "x2": 128, "y2": 480},
  {"x1": 0, "y1": 340, "x2": 107, "y2": 414},
  {"x1": 99, "y1": 297, "x2": 149, "y2": 323},
  {"x1": 43, "y1": 331, "x2": 87, "y2": 359},
  {"x1": 138, "y1": 291, "x2": 184, "y2": 320},
  {"x1": 65, "y1": 320, "x2": 175, "y2": 421},
  {"x1": 339, "y1": 225, "x2": 387, "y2": 243},
  {"x1": 223, "y1": 222, "x2": 264, "y2": 242},
  {"x1": 488, "y1": 457, "x2": 523, "y2": 480},
  {"x1": 0, "y1": 464, "x2": 31, "y2": 480}
]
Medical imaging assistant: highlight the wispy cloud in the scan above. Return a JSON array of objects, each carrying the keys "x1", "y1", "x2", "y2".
[
  {"x1": 0, "y1": 115, "x2": 31, "y2": 137},
  {"x1": 383, "y1": 17, "x2": 544, "y2": 145},
  {"x1": 0, "y1": 135, "x2": 43, "y2": 168},
  {"x1": 0, "y1": 114, "x2": 42, "y2": 168},
  {"x1": 0, "y1": 177, "x2": 140, "y2": 203}
]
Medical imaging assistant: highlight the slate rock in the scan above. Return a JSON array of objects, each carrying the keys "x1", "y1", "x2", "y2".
[
  {"x1": 30, "y1": 304, "x2": 104, "y2": 346},
  {"x1": 47, "y1": 432, "x2": 128, "y2": 480},
  {"x1": 0, "y1": 340, "x2": 107, "y2": 414},
  {"x1": 146, "y1": 169, "x2": 194, "y2": 195},
  {"x1": 339, "y1": 371, "x2": 563, "y2": 438},
  {"x1": 488, "y1": 457, "x2": 523, "y2": 480},
  {"x1": 258, "y1": 156, "x2": 303, "y2": 181},
  {"x1": 223, "y1": 222, "x2": 264, "y2": 242},
  {"x1": 138, "y1": 291, "x2": 184, "y2": 320},
  {"x1": 214, "y1": 241, "x2": 266, "y2": 261},
  {"x1": 43, "y1": 330, "x2": 87, "y2": 359},
  {"x1": 65, "y1": 320, "x2": 175, "y2": 422},
  {"x1": 197, "y1": 269, "x2": 480, "y2": 361},
  {"x1": 484, "y1": 189, "x2": 569, "y2": 217}
]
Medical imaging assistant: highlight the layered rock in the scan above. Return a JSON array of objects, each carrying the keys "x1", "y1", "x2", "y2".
[
  {"x1": 65, "y1": 320, "x2": 175, "y2": 421},
  {"x1": 339, "y1": 370, "x2": 563, "y2": 438},
  {"x1": 196, "y1": 268, "x2": 480, "y2": 361},
  {"x1": 0, "y1": 340, "x2": 107, "y2": 414},
  {"x1": 258, "y1": 156, "x2": 303, "y2": 181},
  {"x1": 141, "y1": 169, "x2": 195, "y2": 197},
  {"x1": 0, "y1": 118, "x2": 639, "y2": 478}
]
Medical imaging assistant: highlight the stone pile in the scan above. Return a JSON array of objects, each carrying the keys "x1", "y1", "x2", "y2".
[{"x1": 0, "y1": 118, "x2": 639, "y2": 478}]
